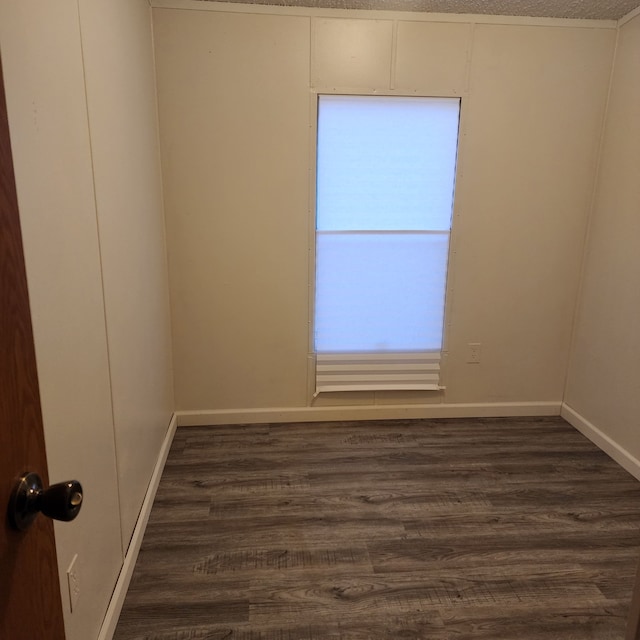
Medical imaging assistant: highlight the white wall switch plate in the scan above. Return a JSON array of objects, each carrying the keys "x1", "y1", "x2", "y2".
[{"x1": 67, "y1": 554, "x2": 80, "y2": 613}]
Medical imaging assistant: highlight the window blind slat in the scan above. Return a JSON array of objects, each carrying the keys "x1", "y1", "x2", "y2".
[
  {"x1": 317, "y1": 363, "x2": 440, "y2": 373},
  {"x1": 316, "y1": 352, "x2": 442, "y2": 394}
]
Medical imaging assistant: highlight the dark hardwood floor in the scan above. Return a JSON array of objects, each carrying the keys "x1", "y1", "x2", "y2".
[{"x1": 114, "y1": 417, "x2": 640, "y2": 639}]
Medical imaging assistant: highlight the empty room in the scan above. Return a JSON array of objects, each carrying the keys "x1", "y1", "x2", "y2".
[{"x1": 1, "y1": 0, "x2": 639, "y2": 638}]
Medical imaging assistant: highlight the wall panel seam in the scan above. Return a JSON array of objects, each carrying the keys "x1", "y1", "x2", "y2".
[
  {"x1": 74, "y1": 0, "x2": 124, "y2": 560},
  {"x1": 561, "y1": 26, "x2": 620, "y2": 403}
]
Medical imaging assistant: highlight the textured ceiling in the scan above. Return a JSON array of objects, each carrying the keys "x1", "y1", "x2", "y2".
[{"x1": 197, "y1": 0, "x2": 640, "y2": 20}]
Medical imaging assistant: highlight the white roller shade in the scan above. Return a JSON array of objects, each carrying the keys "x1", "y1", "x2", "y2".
[{"x1": 315, "y1": 231, "x2": 450, "y2": 352}]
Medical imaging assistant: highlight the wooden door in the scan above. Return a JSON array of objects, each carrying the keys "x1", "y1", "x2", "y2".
[{"x1": 0, "y1": 53, "x2": 66, "y2": 640}]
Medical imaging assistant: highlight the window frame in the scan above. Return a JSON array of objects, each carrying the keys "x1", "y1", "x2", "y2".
[{"x1": 307, "y1": 89, "x2": 464, "y2": 401}]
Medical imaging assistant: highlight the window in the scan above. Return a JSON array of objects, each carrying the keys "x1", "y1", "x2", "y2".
[{"x1": 314, "y1": 95, "x2": 460, "y2": 393}]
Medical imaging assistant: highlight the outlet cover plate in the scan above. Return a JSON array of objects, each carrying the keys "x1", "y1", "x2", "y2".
[{"x1": 467, "y1": 342, "x2": 481, "y2": 364}]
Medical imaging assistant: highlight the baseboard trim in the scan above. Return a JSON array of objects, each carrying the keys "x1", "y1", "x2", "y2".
[
  {"x1": 97, "y1": 413, "x2": 178, "y2": 640},
  {"x1": 561, "y1": 403, "x2": 640, "y2": 482},
  {"x1": 176, "y1": 401, "x2": 562, "y2": 426}
]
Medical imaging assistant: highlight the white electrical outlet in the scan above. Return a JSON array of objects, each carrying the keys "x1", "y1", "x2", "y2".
[
  {"x1": 467, "y1": 342, "x2": 481, "y2": 364},
  {"x1": 67, "y1": 554, "x2": 80, "y2": 613}
]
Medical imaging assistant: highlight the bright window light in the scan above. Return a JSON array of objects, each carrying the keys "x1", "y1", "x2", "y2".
[{"x1": 315, "y1": 95, "x2": 460, "y2": 358}]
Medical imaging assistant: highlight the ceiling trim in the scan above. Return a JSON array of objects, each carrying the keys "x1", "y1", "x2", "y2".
[
  {"x1": 619, "y1": 4, "x2": 640, "y2": 25},
  {"x1": 151, "y1": 0, "x2": 618, "y2": 28}
]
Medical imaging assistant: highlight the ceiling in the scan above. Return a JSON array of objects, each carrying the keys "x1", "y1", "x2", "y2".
[{"x1": 197, "y1": 0, "x2": 640, "y2": 20}]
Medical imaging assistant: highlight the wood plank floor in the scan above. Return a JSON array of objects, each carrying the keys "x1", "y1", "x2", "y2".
[{"x1": 113, "y1": 417, "x2": 640, "y2": 640}]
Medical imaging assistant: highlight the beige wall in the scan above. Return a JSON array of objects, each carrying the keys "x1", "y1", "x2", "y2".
[
  {"x1": 445, "y1": 23, "x2": 614, "y2": 404},
  {"x1": 78, "y1": 0, "x2": 174, "y2": 550},
  {"x1": 564, "y1": 15, "x2": 640, "y2": 459},
  {"x1": 0, "y1": 1, "x2": 173, "y2": 639},
  {"x1": 154, "y1": 10, "x2": 311, "y2": 410},
  {"x1": 153, "y1": 7, "x2": 615, "y2": 414}
]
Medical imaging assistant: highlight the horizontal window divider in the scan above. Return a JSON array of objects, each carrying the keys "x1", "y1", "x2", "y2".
[{"x1": 316, "y1": 229, "x2": 450, "y2": 235}]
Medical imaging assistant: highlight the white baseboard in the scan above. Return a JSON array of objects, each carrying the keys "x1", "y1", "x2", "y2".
[
  {"x1": 561, "y1": 403, "x2": 640, "y2": 482},
  {"x1": 97, "y1": 413, "x2": 178, "y2": 640},
  {"x1": 176, "y1": 401, "x2": 562, "y2": 426}
]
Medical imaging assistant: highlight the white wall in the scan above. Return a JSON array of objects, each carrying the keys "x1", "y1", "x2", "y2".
[
  {"x1": 153, "y1": 6, "x2": 615, "y2": 417},
  {"x1": 564, "y1": 14, "x2": 640, "y2": 464},
  {"x1": 0, "y1": 1, "x2": 173, "y2": 638}
]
